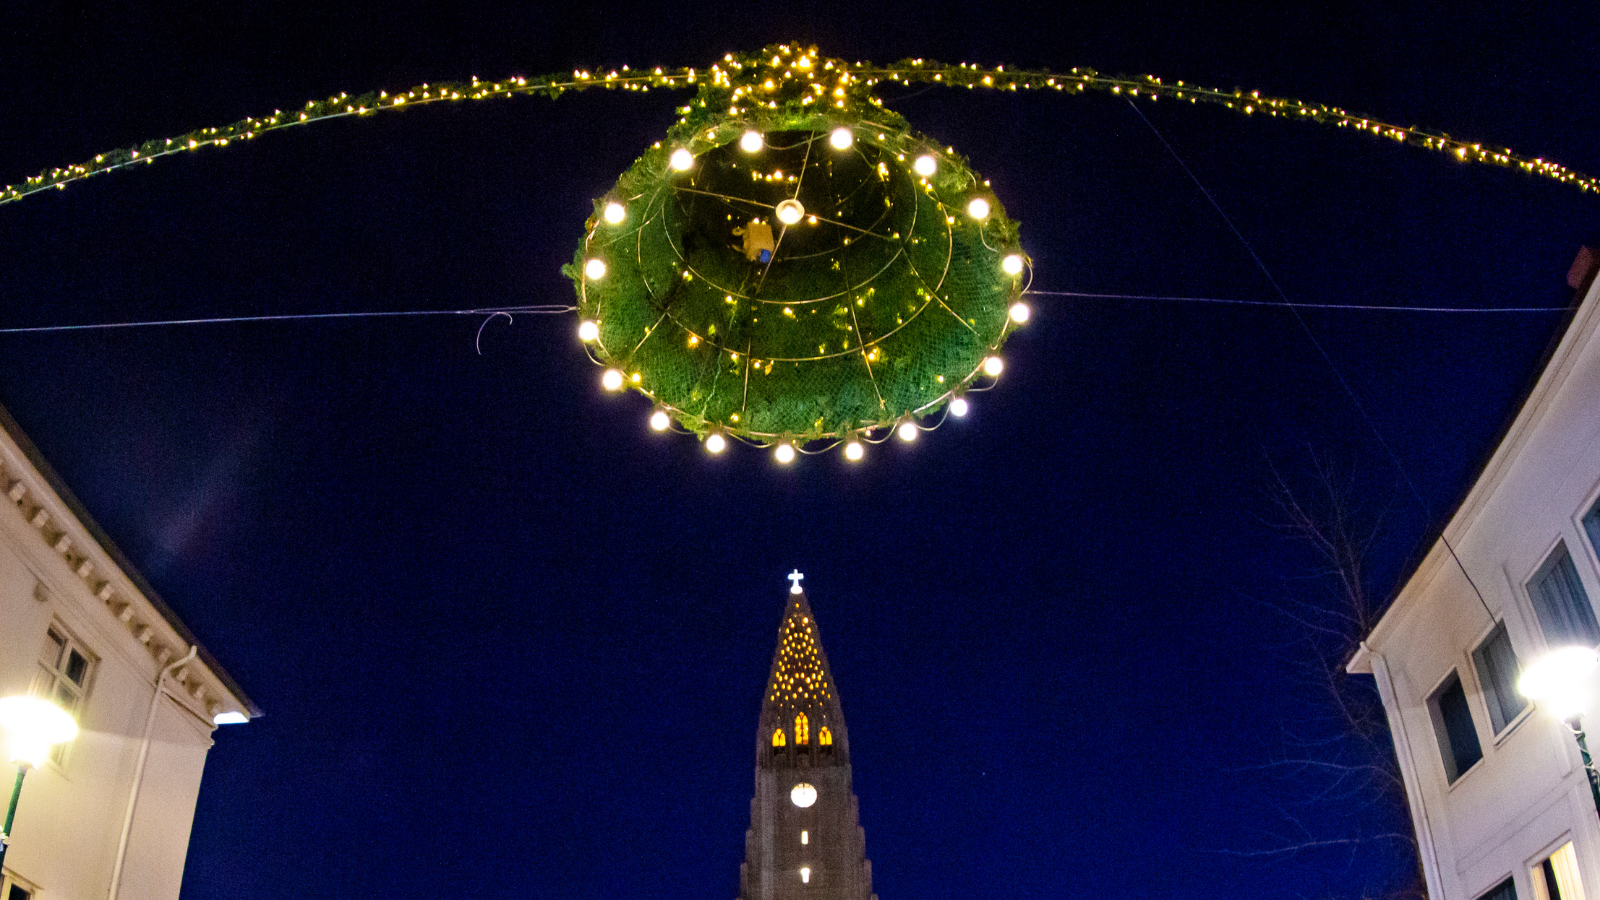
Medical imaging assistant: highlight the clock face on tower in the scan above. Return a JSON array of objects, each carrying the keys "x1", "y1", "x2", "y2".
[{"x1": 790, "y1": 782, "x2": 818, "y2": 808}]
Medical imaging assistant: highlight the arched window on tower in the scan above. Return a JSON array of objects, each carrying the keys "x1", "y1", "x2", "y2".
[
  {"x1": 772, "y1": 728, "x2": 787, "y2": 747},
  {"x1": 795, "y1": 712, "x2": 809, "y2": 745},
  {"x1": 818, "y1": 726, "x2": 832, "y2": 746}
]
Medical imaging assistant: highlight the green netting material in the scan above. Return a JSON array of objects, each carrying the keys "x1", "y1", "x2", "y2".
[{"x1": 564, "y1": 49, "x2": 1025, "y2": 444}]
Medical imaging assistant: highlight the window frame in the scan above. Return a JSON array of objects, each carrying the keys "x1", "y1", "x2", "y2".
[
  {"x1": 1427, "y1": 668, "x2": 1485, "y2": 785},
  {"x1": 1476, "y1": 874, "x2": 1518, "y2": 900},
  {"x1": 1526, "y1": 540, "x2": 1600, "y2": 650},
  {"x1": 2, "y1": 870, "x2": 39, "y2": 900},
  {"x1": 1580, "y1": 485, "x2": 1600, "y2": 577},
  {"x1": 1528, "y1": 840, "x2": 1584, "y2": 900},
  {"x1": 1472, "y1": 620, "x2": 1529, "y2": 738},
  {"x1": 30, "y1": 622, "x2": 95, "y2": 768}
]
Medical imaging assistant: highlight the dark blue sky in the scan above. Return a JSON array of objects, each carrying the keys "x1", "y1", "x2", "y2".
[{"x1": 1, "y1": 4, "x2": 1597, "y2": 898}]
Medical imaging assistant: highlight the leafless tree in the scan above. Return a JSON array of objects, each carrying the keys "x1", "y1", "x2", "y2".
[{"x1": 1229, "y1": 452, "x2": 1427, "y2": 900}]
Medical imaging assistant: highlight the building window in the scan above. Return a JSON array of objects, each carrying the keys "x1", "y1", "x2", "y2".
[
  {"x1": 1478, "y1": 876, "x2": 1517, "y2": 900},
  {"x1": 795, "y1": 712, "x2": 809, "y2": 745},
  {"x1": 31, "y1": 626, "x2": 91, "y2": 765},
  {"x1": 1584, "y1": 497, "x2": 1600, "y2": 558},
  {"x1": 818, "y1": 726, "x2": 832, "y2": 746},
  {"x1": 1428, "y1": 671, "x2": 1483, "y2": 783},
  {"x1": 1473, "y1": 622, "x2": 1527, "y2": 734},
  {"x1": 1529, "y1": 543, "x2": 1600, "y2": 647},
  {"x1": 2, "y1": 872, "x2": 37, "y2": 900},
  {"x1": 799, "y1": 867, "x2": 811, "y2": 885},
  {"x1": 772, "y1": 728, "x2": 786, "y2": 747},
  {"x1": 801, "y1": 830, "x2": 809, "y2": 845},
  {"x1": 1533, "y1": 842, "x2": 1584, "y2": 900}
]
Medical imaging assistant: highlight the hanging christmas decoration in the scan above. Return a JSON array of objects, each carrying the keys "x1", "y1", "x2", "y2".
[
  {"x1": 6, "y1": 44, "x2": 1596, "y2": 458},
  {"x1": 565, "y1": 46, "x2": 1025, "y2": 450}
]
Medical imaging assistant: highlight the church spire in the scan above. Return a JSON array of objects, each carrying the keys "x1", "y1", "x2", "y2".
[
  {"x1": 738, "y1": 574, "x2": 875, "y2": 900},
  {"x1": 757, "y1": 574, "x2": 848, "y2": 765}
]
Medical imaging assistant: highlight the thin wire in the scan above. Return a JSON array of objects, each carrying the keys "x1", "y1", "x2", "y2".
[
  {"x1": 1126, "y1": 99, "x2": 1497, "y2": 620},
  {"x1": 1026, "y1": 289, "x2": 1569, "y2": 314},
  {"x1": 0, "y1": 304, "x2": 575, "y2": 335}
]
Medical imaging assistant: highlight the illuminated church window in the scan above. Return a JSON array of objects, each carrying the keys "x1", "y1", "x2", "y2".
[
  {"x1": 795, "y1": 712, "x2": 809, "y2": 744},
  {"x1": 772, "y1": 728, "x2": 787, "y2": 747},
  {"x1": 800, "y1": 867, "x2": 812, "y2": 884},
  {"x1": 818, "y1": 727, "x2": 832, "y2": 746}
]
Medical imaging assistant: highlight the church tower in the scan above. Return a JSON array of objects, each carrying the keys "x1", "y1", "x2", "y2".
[{"x1": 738, "y1": 573, "x2": 876, "y2": 900}]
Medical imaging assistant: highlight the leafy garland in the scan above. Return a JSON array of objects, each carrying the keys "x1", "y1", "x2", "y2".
[{"x1": 5, "y1": 43, "x2": 1595, "y2": 207}]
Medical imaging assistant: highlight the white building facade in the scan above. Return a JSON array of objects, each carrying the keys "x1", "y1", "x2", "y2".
[
  {"x1": 1351, "y1": 261, "x2": 1600, "y2": 900},
  {"x1": 0, "y1": 404, "x2": 256, "y2": 900}
]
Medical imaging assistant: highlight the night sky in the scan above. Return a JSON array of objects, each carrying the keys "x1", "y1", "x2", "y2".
[{"x1": 2, "y1": 4, "x2": 1598, "y2": 899}]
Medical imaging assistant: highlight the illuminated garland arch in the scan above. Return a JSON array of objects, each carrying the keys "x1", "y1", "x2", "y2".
[{"x1": 7, "y1": 43, "x2": 1594, "y2": 460}]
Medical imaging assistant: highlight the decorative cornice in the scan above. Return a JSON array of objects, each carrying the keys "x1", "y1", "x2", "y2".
[{"x1": 0, "y1": 410, "x2": 257, "y2": 721}]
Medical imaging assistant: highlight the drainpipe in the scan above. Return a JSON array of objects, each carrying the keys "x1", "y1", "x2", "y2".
[
  {"x1": 1364, "y1": 641, "x2": 1444, "y2": 900},
  {"x1": 107, "y1": 645, "x2": 197, "y2": 900}
]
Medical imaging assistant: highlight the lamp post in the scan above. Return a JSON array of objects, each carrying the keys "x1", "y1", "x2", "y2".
[
  {"x1": 1519, "y1": 646, "x2": 1600, "y2": 819},
  {"x1": 0, "y1": 696, "x2": 79, "y2": 872}
]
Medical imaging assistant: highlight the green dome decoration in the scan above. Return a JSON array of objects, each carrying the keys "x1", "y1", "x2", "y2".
[{"x1": 565, "y1": 45, "x2": 1029, "y2": 450}]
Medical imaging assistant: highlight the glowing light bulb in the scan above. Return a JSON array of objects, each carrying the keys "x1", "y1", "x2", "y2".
[
  {"x1": 897, "y1": 421, "x2": 918, "y2": 442},
  {"x1": 1002, "y1": 254, "x2": 1025, "y2": 275},
  {"x1": 578, "y1": 320, "x2": 599, "y2": 342},
  {"x1": 983, "y1": 356, "x2": 1004, "y2": 377},
  {"x1": 775, "y1": 443, "x2": 796, "y2": 464},
  {"x1": 706, "y1": 433, "x2": 727, "y2": 454},
  {"x1": 966, "y1": 197, "x2": 991, "y2": 220},
  {"x1": 950, "y1": 397, "x2": 970, "y2": 417},
  {"x1": 649, "y1": 410, "x2": 670, "y2": 431},
  {"x1": 584, "y1": 258, "x2": 607, "y2": 280},
  {"x1": 829, "y1": 127, "x2": 853, "y2": 150},
  {"x1": 601, "y1": 369, "x2": 625, "y2": 391},
  {"x1": 603, "y1": 202, "x2": 626, "y2": 224},
  {"x1": 844, "y1": 441, "x2": 864, "y2": 462},
  {"x1": 914, "y1": 155, "x2": 937, "y2": 177},
  {"x1": 740, "y1": 130, "x2": 763, "y2": 152},
  {"x1": 1009, "y1": 302, "x2": 1031, "y2": 324},
  {"x1": 775, "y1": 199, "x2": 805, "y2": 225},
  {"x1": 670, "y1": 148, "x2": 694, "y2": 171}
]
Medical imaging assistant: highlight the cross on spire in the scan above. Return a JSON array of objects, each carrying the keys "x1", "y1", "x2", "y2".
[{"x1": 787, "y1": 570, "x2": 804, "y2": 594}]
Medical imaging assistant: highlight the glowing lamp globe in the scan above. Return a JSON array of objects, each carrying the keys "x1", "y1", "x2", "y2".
[
  {"x1": 584, "y1": 258, "x2": 607, "y2": 280},
  {"x1": 601, "y1": 369, "x2": 625, "y2": 391},
  {"x1": 774, "y1": 443, "x2": 796, "y2": 464},
  {"x1": 0, "y1": 696, "x2": 79, "y2": 769},
  {"x1": 705, "y1": 433, "x2": 728, "y2": 454},
  {"x1": 649, "y1": 410, "x2": 671, "y2": 431},
  {"x1": 1519, "y1": 646, "x2": 1600, "y2": 720},
  {"x1": 844, "y1": 441, "x2": 864, "y2": 462},
  {"x1": 774, "y1": 198, "x2": 805, "y2": 226},
  {"x1": 790, "y1": 782, "x2": 818, "y2": 807},
  {"x1": 603, "y1": 202, "x2": 627, "y2": 224},
  {"x1": 983, "y1": 356, "x2": 1004, "y2": 377},
  {"x1": 578, "y1": 320, "x2": 599, "y2": 342},
  {"x1": 1009, "y1": 302, "x2": 1031, "y2": 324},
  {"x1": 897, "y1": 421, "x2": 918, "y2": 442},
  {"x1": 567, "y1": 46, "x2": 1028, "y2": 452},
  {"x1": 949, "y1": 396, "x2": 969, "y2": 417}
]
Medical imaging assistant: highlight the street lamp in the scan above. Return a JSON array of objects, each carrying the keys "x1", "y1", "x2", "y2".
[
  {"x1": 0, "y1": 696, "x2": 79, "y2": 871},
  {"x1": 1519, "y1": 646, "x2": 1600, "y2": 817}
]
